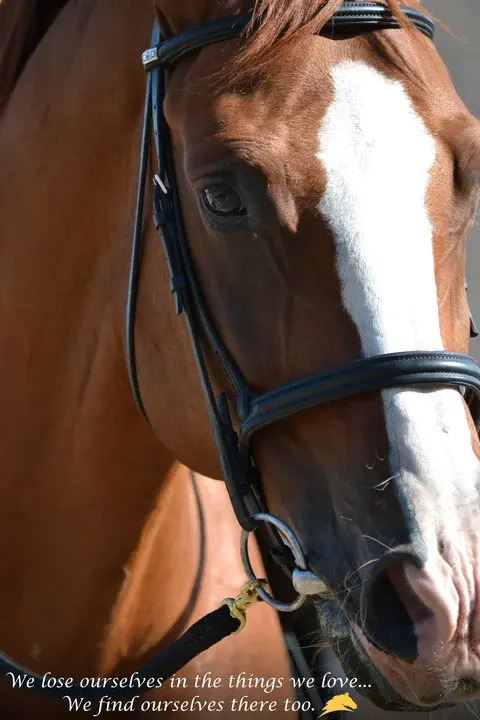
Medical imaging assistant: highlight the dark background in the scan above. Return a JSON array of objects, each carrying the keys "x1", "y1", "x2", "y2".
[{"x1": 339, "y1": 2, "x2": 480, "y2": 716}]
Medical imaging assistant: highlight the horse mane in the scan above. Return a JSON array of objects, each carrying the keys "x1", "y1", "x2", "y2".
[
  {"x1": 0, "y1": 0, "x2": 69, "y2": 113},
  {"x1": 227, "y1": 0, "x2": 423, "y2": 86}
]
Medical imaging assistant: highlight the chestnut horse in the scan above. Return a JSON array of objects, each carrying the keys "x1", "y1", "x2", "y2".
[{"x1": 1, "y1": 0, "x2": 480, "y2": 718}]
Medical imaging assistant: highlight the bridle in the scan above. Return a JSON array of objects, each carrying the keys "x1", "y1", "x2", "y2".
[
  {"x1": 127, "y1": 0, "x2": 480, "y2": 536},
  {"x1": 3, "y1": 1, "x2": 480, "y2": 709}
]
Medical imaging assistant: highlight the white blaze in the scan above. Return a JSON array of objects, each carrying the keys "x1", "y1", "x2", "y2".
[{"x1": 316, "y1": 61, "x2": 478, "y2": 522}]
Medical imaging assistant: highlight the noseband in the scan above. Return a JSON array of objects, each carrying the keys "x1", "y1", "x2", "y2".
[{"x1": 128, "y1": 1, "x2": 480, "y2": 532}]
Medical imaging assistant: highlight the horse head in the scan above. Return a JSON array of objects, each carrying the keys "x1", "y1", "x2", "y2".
[{"x1": 133, "y1": 0, "x2": 480, "y2": 711}]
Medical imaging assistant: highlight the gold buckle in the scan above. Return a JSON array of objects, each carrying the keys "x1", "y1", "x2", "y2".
[{"x1": 219, "y1": 579, "x2": 270, "y2": 634}]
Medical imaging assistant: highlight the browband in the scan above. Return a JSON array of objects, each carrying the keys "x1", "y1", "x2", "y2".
[{"x1": 142, "y1": 2, "x2": 435, "y2": 71}]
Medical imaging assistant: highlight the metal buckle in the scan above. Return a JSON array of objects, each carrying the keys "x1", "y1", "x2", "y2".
[
  {"x1": 142, "y1": 47, "x2": 159, "y2": 70},
  {"x1": 219, "y1": 579, "x2": 270, "y2": 634}
]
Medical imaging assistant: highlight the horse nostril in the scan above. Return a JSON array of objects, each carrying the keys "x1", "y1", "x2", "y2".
[
  {"x1": 360, "y1": 562, "x2": 419, "y2": 661},
  {"x1": 387, "y1": 563, "x2": 436, "y2": 629}
]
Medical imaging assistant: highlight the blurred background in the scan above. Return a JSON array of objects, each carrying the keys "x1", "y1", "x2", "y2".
[
  {"x1": 329, "y1": 2, "x2": 480, "y2": 717},
  {"x1": 432, "y1": 0, "x2": 480, "y2": 365}
]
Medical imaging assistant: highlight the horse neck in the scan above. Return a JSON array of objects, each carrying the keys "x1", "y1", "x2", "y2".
[
  {"x1": 0, "y1": 0, "x2": 203, "y2": 677},
  {"x1": 0, "y1": 1, "x2": 70, "y2": 114}
]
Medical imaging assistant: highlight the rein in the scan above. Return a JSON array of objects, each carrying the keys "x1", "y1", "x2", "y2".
[{"x1": 3, "y1": 3, "x2": 479, "y2": 715}]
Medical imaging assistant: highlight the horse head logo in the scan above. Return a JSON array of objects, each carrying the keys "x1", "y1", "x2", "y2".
[{"x1": 319, "y1": 692, "x2": 358, "y2": 716}]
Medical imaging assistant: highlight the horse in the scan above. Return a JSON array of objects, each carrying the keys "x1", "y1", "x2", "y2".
[{"x1": 1, "y1": 0, "x2": 480, "y2": 717}]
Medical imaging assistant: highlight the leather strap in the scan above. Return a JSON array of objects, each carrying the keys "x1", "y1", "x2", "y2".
[
  {"x1": 125, "y1": 70, "x2": 154, "y2": 422},
  {"x1": 145, "y1": 24, "x2": 263, "y2": 530},
  {"x1": 239, "y1": 352, "x2": 480, "y2": 450},
  {"x1": 142, "y1": 2, "x2": 434, "y2": 71}
]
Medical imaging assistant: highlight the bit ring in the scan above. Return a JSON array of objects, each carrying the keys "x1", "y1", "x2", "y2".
[{"x1": 240, "y1": 512, "x2": 308, "y2": 612}]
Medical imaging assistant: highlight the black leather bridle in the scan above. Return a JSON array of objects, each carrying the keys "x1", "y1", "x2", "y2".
[{"x1": 127, "y1": 1, "x2": 480, "y2": 532}]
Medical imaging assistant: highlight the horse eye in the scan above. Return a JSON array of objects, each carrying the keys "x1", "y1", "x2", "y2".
[{"x1": 201, "y1": 185, "x2": 245, "y2": 216}]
